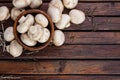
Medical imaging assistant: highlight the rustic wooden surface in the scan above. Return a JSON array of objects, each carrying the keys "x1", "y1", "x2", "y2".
[{"x1": 0, "y1": 0, "x2": 120, "y2": 80}]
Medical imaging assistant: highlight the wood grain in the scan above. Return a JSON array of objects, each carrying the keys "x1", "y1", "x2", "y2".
[
  {"x1": 2, "y1": 17, "x2": 120, "y2": 31},
  {"x1": 4, "y1": 32, "x2": 120, "y2": 45},
  {"x1": 0, "y1": 75, "x2": 120, "y2": 80},
  {"x1": 1, "y1": 4, "x2": 120, "y2": 31},
  {"x1": 0, "y1": 60, "x2": 119, "y2": 74},
  {"x1": 0, "y1": 45, "x2": 120, "y2": 59},
  {"x1": 64, "y1": 17, "x2": 120, "y2": 31},
  {"x1": 0, "y1": 2, "x2": 120, "y2": 16},
  {"x1": 1, "y1": 32, "x2": 120, "y2": 59},
  {"x1": 0, "y1": 0, "x2": 119, "y2": 79},
  {"x1": 64, "y1": 32, "x2": 120, "y2": 45}
]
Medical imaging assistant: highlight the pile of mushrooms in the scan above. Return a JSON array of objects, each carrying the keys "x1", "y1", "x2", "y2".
[
  {"x1": 18, "y1": 14, "x2": 50, "y2": 46},
  {"x1": 48, "y1": 0, "x2": 85, "y2": 46},
  {"x1": 13, "y1": 0, "x2": 43, "y2": 9},
  {"x1": 2, "y1": 0, "x2": 86, "y2": 57}
]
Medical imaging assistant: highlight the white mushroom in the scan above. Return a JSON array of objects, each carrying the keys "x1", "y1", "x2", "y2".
[
  {"x1": 11, "y1": 7, "x2": 25, "y2": 21},
  {"x1": 9, "y1": 40, "x2": 23, "y2": 57},
  {"x1": 63, "y1": 0, "x2": 78, "y2": 9},
  {"x1": 17, "y1": 14, "x2": 34, "y2": 33},
  {"x1": 37, "y1": 28, "x2": 50, "y2": 43},
  {"x1": 13, "y1": 0, "x2": 32, "y2": 9},
  {"x1": 55, "y1": 14, "x2": 70, "y2": 29},
  {"x1": 18, "y1": 16, "x2": 26, "y2": 24},
  {"x1": 0, "y1": 6, "x2": 10, "y2": 21},
  {"x1": 65, "y1": 22, "x2": 71, "y2": 28},
  {"x1": 35, "y1": 14, "x2": 48, "y2": 28},
  {"x1": 49, "y1": 0, "x2": 64, "y2": 13},
  {"x1": 4, "y1": 27, "x2": 14, "y2": 42},
  {"x1": 21, "y1": 33, "x2": 37, "y2": 46},
  {"x1": 47, "y1": 6, "x2": 62, "y2": 23},
  {"x1": 28, "y1": 24, "x2": 44, "y2": 40},
  {"x1": 53, "y1": 30, "x2": 65, "y2": 46},
  {"x1": 69, "y1": 9, "x2": 85, "y2": 24},
  {"x1": 30, "y1": 0, "x2": 42, "y2": 8}
]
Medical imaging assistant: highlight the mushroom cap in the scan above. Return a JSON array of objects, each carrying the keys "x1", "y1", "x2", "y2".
[
  {"x1": 25, "y1": 14, "x2": 35, "y2": 25},
  {"x1": 17, "y1": 21, "x2": 30, "y2": 33},
  {"x1": 5, "y1": 14, "x2": 10, "y2": 20},
  {"x1": 11, "y1": 7, "x2": 25, "y2": 21},
  {"x1": 63, "y1": 0, "x2": 78, "y2": 9},
  {"x1": 18, "y1": 16, "x2": 26, "y2": 24},
  {"x1": 69, "y1": 9, "x2": 85, "y2": 24},
  {"x1": 30, "y1": 0, "x2": 42, "y2": 8},
  {"x1": 21, "y1": 33, "x2": 37, "y2": 46},
  {"x1": 4, "y1": 27, "x2": 15, "y2": 42},
  {"x1": 13, "y1": 0, "x2": 32, "y2": 9},
  {"x1": 37, "y1": 28, "x2": 50, "y2": 43},
  {"x1": 35, "y1": 14, "x2": 48, "y2": 28},
  {"x1": 0, "y1": 6, "x2": 10, "y2": 21},
  {"x1": 9, "y1": 40, "x2": 23, "y2": 57},
  {"x1": 53, "y1": 30, "x2": 65, "y2": 46},
  {"x1": 47, "y1": 6, "x2": 62, "y2": 23},
  {"x1": 28, "y1": 24, "x2": 44, "y2": 40},
  {"x1": 49, "y1": 0, "x2": 64, "y2": 13},
  {"x1": 65, "y1": 22, "x2": 71, "y2": 28},
  {"x1": 55, "y1": 14, "x2": 70, "y2": 29},
  {"x1": 17, "y1": 14, "x2": 34, "y2": 33}
]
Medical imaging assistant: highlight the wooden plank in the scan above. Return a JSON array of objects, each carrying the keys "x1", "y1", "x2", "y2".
[
  {"x1": 64, "y1": 32, "x2": 120, "y2": 45},
  {"x1": 0, "y1": 60, "x2": 119, "y2": 74},
  {"x1": 0, "y1": 75, "x2": 120, "y2": 80},
  {"x1": 0, "y1": 4, "x2": 120, "y2": 31},
  {"x1": 1, "y1": 32, "x2": 118, "y2": 45},
  {"x1": 76, "y1": 3, "x2": 120, "y2": 16},
  {"x1": 0, "y1": 45, "x2": 120, "y2": 59},
  {"x1": 1, "y1": 32, "x2": 120, "y2": 45},
  {"x1": 65, "y1": 17, "x2": 120, "y2": 31},
  {"x1": 89, "y1": 17, "x2": 120, "y2": 31},
  {"x1": 0, "y1": 3, "x2": 120, "y2": 16},
  {"x1": 1, "y1": 32, "x2": 120, "y2": 59},
  {"x1": 2, "y1": 32, "x2": 120, "y2": 45},
  {"x1": 2, "y1": 17, "x2": 120, "y2": 31}
]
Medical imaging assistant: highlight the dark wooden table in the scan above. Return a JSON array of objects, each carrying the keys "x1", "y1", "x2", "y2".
[{"x1": 0, "y1": 0, "x2": 120, "y2": 80}]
